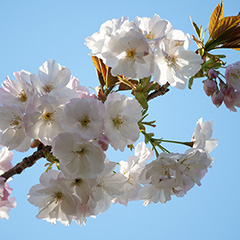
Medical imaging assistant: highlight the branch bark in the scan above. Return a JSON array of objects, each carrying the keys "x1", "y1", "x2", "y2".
[
  {"x1": 146, "y1": 83, "x2": 170, "y2": 102},
  {"x1": 0, "y1": 145, "x2": 52, "y2": 182}
]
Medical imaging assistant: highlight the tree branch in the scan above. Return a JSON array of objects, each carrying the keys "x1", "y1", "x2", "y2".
[
  {"x1": 146, "y1": 83, "x2": 170, "y2": 102},
  {"x1": 0, "y1": 145, "x2": 52, "y2": 182}
]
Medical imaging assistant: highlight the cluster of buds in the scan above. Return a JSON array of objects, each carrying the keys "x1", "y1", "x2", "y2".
[{"x1": 203, "y1": 63, "x2": 240, "y2": 112}]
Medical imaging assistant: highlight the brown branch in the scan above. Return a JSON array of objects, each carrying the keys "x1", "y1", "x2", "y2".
[
  {"x1": 146, "y1": 83, "x2": 170, "y2": 102},
  {"x1": 0, "y1": 145, "x2": 52, "y2": 182}
]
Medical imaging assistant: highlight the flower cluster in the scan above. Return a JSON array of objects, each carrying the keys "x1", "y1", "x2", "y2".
[
  {"x1": 0, "y1": 14, "x2": 219, "y2": 226},
  {"x1": 86, "y1": 14, "x2": 203, "y2": 89}
]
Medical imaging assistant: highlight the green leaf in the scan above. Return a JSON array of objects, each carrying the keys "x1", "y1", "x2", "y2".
[
  {"x1": 134, "y1": 92, "x2": 148, "y2": 109},
  {"x1": 190, "y1": 16, "x2": 201, "y2": 39},
  {"x1": 188, "y1": 77, "x2": 194, "y2": 89}
]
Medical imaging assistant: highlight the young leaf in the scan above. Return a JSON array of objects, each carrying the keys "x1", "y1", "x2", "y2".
[
  {"x1": 91, "y1": 56, "x2": 107, "y2": 87},
  {"x1": 208, "y1": 0, "x2": 224, "y2": 38},
  {"x1": 105, "y1": 66, "x2": 118, "y2": 90},
  {"x1": 211, "y1": 14, "x2": 240, "y2": 40},
  {"x1": 190, "y1": 16, "x2": 201, "y2": 39}
]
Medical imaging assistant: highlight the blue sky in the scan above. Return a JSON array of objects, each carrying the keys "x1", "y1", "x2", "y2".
[{"x1": 0, "y1": 0, "x2": 240, "y2": 239}]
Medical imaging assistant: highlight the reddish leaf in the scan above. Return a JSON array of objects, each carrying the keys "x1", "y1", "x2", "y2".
[
  {"x1": 208, "y1": 0, "x2": 224, "y2": 37},
  {"x1": 211, "y1": 14, "x2": 240, "y2": 39}
]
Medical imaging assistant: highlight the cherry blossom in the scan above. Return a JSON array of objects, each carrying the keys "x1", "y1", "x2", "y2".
[
  {"x1": 134, "y1": 14, "x2": 173, "y2": 46},
  {"x1": 192, "y1": 118, "x2": 218, "y2": 153},
  {"x1": 153, "y1": 30, "x2": 203, "y2": 89},
  {"x1": 61, "y1": 97, "x2": 105, "y2": 140},
  {"x1": 104, "y1": 92, "x2": 142, "y2": 151},
  {"x1": 52, "y1": 133, "x2": 106, "y2": 179},
  {"x1": 28, "y1": 170, "x2": 79, "y2": 226},
  {"x1": 0, "y1": 106, "x2": 31, "y2": 151}
]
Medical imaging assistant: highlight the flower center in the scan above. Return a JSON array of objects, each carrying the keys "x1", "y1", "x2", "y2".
[
  {"x1": 146, "y1": 31, "x2": 155, "y2": 40},
  {"x1": 112, "y1": 114, "x2": 125, "y2": 129},
  {"x1": 52, "y1": 192, "x2": 63, "y2": 204},
  {"x1": 43, "y1": 83, "x2": 54, "y2": 93},
  {"x1": 17, "y1": 89, "x2": 27, "y2": 102},
  {"x1": 73, "y1": 178, "x2": 83, "y2": 186},
  {"x1": 79, "y1": 115, "x2": 90, "y2": 128},
  {"x1": 174, "y1": 40, "x2": 184, "y2": 47},
  {"x1": 75, "y1": 147, "x2": 88, "y2": 158},
  {"x1": 41, "y1": 111, "x2": 55, "y2": 125},
  {"x1": 126, "y1": 49, "x2": 136, "y2": 59},
  {"x1": 165, "y1": 54, "x2": 178, "y2": 67},
  {"x1": 10, "y1": 115, "x2": 22, "y2": 127}
]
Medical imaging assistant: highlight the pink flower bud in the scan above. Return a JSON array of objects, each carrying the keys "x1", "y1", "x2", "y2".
[
  {"x1": 97, "y1": 135, "x2": 109, "y2": 151},
  {"x1": 211, "y1": 91, "x2": 224, "y2": 107},
  {"x1": 208, "y1": 69, "x2": 218, "y2": 79},
  {"x1": 223, "y1": 86, "x2": 237, "y2": 111},
  {"x1": 219, "y1": 80, "x2": 235, "y2": 96},
  {"x1": 203, "y1": 79, "x2": 217, "y2": 96}
]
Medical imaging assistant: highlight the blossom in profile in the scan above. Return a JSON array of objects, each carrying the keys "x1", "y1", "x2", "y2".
[
  {"x1": 104, "y1": 92, "x2": 142, "y2": 151},
  {"x1": 0, "y1": 178, "x2": 16, "y2": 220},
  {"x1": 114, "y1": 142, "x2": 153, "y2": 205},
  {"x1": 88, "y1": 161, "x2": 126, "y2": 215},
  {"x1": 0, "y1": 148, "x2": 16, "y2": 220},
  {"x1": 153, "y1": 30, "x2": 203, "y2": 89},
  {"x1": 85, "y1": 17, "x2": 130, "y2": 58},
  {"x1": 0, "y1": 106, "x2": 31, "y2": 152},
  {"x1": 134, "y1": 14, "x2": 173, "y2": 46},
  {"x1": 192, "y1": 118, "x2": 218, "y2": 153}
]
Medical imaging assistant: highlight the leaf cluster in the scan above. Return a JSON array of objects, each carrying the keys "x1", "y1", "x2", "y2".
[{"x1": 189, "y1": 0, "x2": 239, "y2": 88}]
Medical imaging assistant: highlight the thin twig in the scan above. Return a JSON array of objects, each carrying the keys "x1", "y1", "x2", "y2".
[
  {"x1": 146, "y1": 83, "x2": 170, "y2": 102},
  {"x1": 0, "y1": 145, "x2": 52, "y2": 182}
]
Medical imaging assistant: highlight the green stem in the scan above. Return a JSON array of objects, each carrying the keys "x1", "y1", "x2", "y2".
[{"x1": 160, "y1": 139, "x2": 193, "y2": 147}]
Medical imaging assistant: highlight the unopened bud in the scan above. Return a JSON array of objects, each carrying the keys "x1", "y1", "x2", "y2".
[
  {"x1": 203, "y1": 79, "x2": 217, "y2": 96},
  {"x1": 219, "y1": 80, "x2": 235, "y2": 96},
  {"x1": 208, "y1": 69, "x2": 218, "y2": 79},
  {"x1": 31, "y1": 139, "x2": 41, "y2": 148},
  {"x1": 211, "y1": 90, "x2": 224, "y2": 107},
  {"x1": 97, "y1": 135, "x2": 109, "y2": 151}
]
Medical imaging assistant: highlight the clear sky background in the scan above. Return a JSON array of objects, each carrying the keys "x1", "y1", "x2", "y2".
[{"x1": 0, "y1": 0, "x2": 239, "y2": 239}]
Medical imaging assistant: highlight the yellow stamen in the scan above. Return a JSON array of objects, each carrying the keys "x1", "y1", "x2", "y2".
[{"x1": 79, "y1": 116, "x2": 90, "y2": 128}]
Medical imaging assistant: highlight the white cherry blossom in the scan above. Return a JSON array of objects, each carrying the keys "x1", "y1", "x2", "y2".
[
  {"x1": 0, "y1": 178, "x2": 16, "y2": 220},
  {"x1": 101, "y1": 27, "x2": 153, "y2": 78},
  {"x1": 0, "y1": 106, "x2": 31, "y2": 151},
  {"x1": 88, "y1": 161, "x2": 126, "y2": 215},
  {"x1": 52, "y1": 132, "x2": 106, "y2": 179},
  {"x1": 192, "y1": 118, "x2": 218, "y2": 152},
  {"x1": 28, "y1": 170, "x2": 79, "y2": 226},
  {"x1": 24, "y1": 96, "x2": 64, "y2": 146},
  {"x1": 114, "y1": 142, "x2": 153, "y2": 205},
  {"x1": 30, "y1": 59, "x2": 76, "y2": 102},
  {"x1": 104, "y1": 92, "x2": 142, "y2": 151},
  {"x1": 62, "y1": 97, "x2": 105, "y2": 140},
  {"x1": 0, "y1": 71, "x2": 34, "y2": 112},
  {"x1": 153, "y1": 30, "x2": 203, "y2": 89},
  {"x1": 134, "y1": 14, "x2": 173, "y2": 46},
  {"x1": 85, "y1": 17, "x2": 130, "y2": 57}
]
